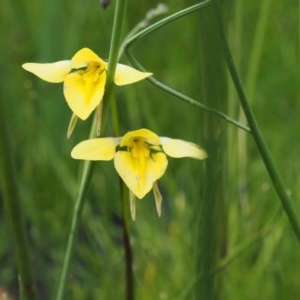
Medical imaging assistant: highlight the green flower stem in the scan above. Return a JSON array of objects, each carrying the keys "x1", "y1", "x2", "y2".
[
  {"x1": 118, "y1": 3, "x2": 168, "y2": 59},
  {"x1": 125, "y1": 50, "x2": 249, "y2": 132},
  {"x1": 110, "y1": 88, "x2": 134, "y2": 299},
  {"x1": 110, "y1": 93, "x2": 120, "y2": 136},
  {"x1": 54, "y1": 162, "x2": 94, "y2": 300},
  {"x1": 212, "y1": 0, "x2": 300, "y2": 244},
  {"x1": 122, "y1": 0, "x2": 250, "y2": 132},
  {"x1": 122, "y1": 0, "x2": 211, "y2": 51},
  {"x1": 237, "y1": 0, "x2": 271, "y2": 215},
  {"x1": 121, "y1": 179, "x2": 134, "y2": 300},
  {"x1": 54, "y1": 116, "x2": 96, "y2": 300},
  {"x1": 0, "y1": 99, "x2": 37, "y2": 300},
  {"x1": 107, "y1": 10, "x2": 135, "y2": 300},
  {"x1": 106, "y1": 0, "x2": 127, "y2": 85},
  {"x1": 55, "y1": 1, "x2": 128, "y2": 299}
]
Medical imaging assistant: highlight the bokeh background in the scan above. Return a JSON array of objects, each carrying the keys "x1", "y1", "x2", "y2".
[{"x1": 0, "y1": 0, "x2": 300, "y2": 299}]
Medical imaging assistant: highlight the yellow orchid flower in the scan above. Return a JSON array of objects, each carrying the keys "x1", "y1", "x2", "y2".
[
  {"x1": 22, "y1": 48, "x2": 152, "y2": 120},
  {"x1": 71, "y1": 128, "x2": 207, "y2": 219}
]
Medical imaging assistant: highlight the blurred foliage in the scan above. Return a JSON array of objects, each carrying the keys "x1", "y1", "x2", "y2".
[{"x1": 0, "y1": 0, "x2": 300, "y2": 299}]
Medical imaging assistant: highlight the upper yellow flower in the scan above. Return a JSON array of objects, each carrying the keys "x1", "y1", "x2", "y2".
[
  {"x1": 71, "y1": 128, "x2": 207, "y2": 218},
  {"x1": 22, "y1": 48, "x2": 152, "y2": 120}
]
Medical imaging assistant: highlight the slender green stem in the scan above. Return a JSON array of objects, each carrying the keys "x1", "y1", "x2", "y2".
[
  {"x1": 121, "y1": 178, "x2": 134, "y2": 300},
  {"x1": 0, "y1": 98, "x2": 37, "y2": 300},
  {"x1": 110, "y1": 83, "x2": 134, "y2": 299},
  {"x1": 125, "y1": 50, "x2": 250, "y2": 132},
  {"x1": 122, "y1": 0, "x2": 249, "y2": 132},
  {"x1": 237, "y1": 0, "x2": 271, "y2": 216},
  {"x1": 55, "y1": 1, "x2": 128, "y2": 299},
  {"x1": 103, "y1": 0, "x2": 127, "y2": 117},
  {"x1": 54, "y1": 116, "x2": 96, "y2": 300},
  {"x1": 55, "y1": 163, "x2": 94, "y2": 299},
  {"x1": 212, "y1": 0, "x2": 300, "y2": 244},
  {"x1": 122, "y1": 0, "x2": 212, "y2": 51},
  {"x1": 110, "y1": 94, "x2": 120, "y2": 136},
  {"x1": 118, "y1": 3, "x2": 168, "y2": 59},
  {"x1": 107, "y1": 0, "x2": 138, "y2": 283},
  {"x1": 107, "y1": 6, "x2": 135, "y2": 297},
  {"x1": 106, "y1": 0, "x2": 127, "y2": 84}
]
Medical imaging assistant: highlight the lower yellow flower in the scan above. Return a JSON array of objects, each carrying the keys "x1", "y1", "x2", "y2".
[
  {"x1": 22, "y1": 48, "x2": 152, "y2": 120},
  {"x1": 71, "y1": 128, "x2": 207, "y2": 219}
]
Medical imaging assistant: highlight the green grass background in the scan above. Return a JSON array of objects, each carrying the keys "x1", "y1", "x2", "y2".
[{"x1": 0, "y1": 0, "x2": 300, "y2": 299}]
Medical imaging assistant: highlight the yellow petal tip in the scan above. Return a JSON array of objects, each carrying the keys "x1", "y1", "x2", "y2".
[
  {"x1": 114, "y1": 64, "x2": 152, "y2": 86},
  {"x1": 22, "y1": 61, "x2": 71, "y2": 83},
  {"x1": 160, "y1": 137, "x2": 207, "y2": 160}
]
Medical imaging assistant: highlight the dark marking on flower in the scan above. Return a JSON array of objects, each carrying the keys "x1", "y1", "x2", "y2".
[
  {"x1": 116, "y1": 145, "x2": 131, "y2": 152},
  {"x1": 69, "y1": 66, "x2": 88, "y2": 73}
]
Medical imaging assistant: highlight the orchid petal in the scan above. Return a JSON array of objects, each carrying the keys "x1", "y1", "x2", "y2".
[
  {"x1": 160, "y1": 137, "x2": 207, "y2": 159},
  {"x1": 114, "y1": 63, "x2": 152, "y2": 86},
  {"x1": 22, "y1": 61, "x2": 71, "y2": 83},
  {"x1": 113, "y1": 128, "x2": 167, "y2": 199},
  {"x1": 63, "y1": 70, "x2": 106, "y2": 120},
  {"x1": 120, "y1": 128, "x2": 161, "y2": 145},
  {"x1": 71, "y1": 48, "x2": 105, "y2": 68},
  {"x1": 114, "y1": 150, "x2": 167, "y2": 199},
  {"x1": 71, "y1": 138, "x2": 119, "y2": 161}
]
